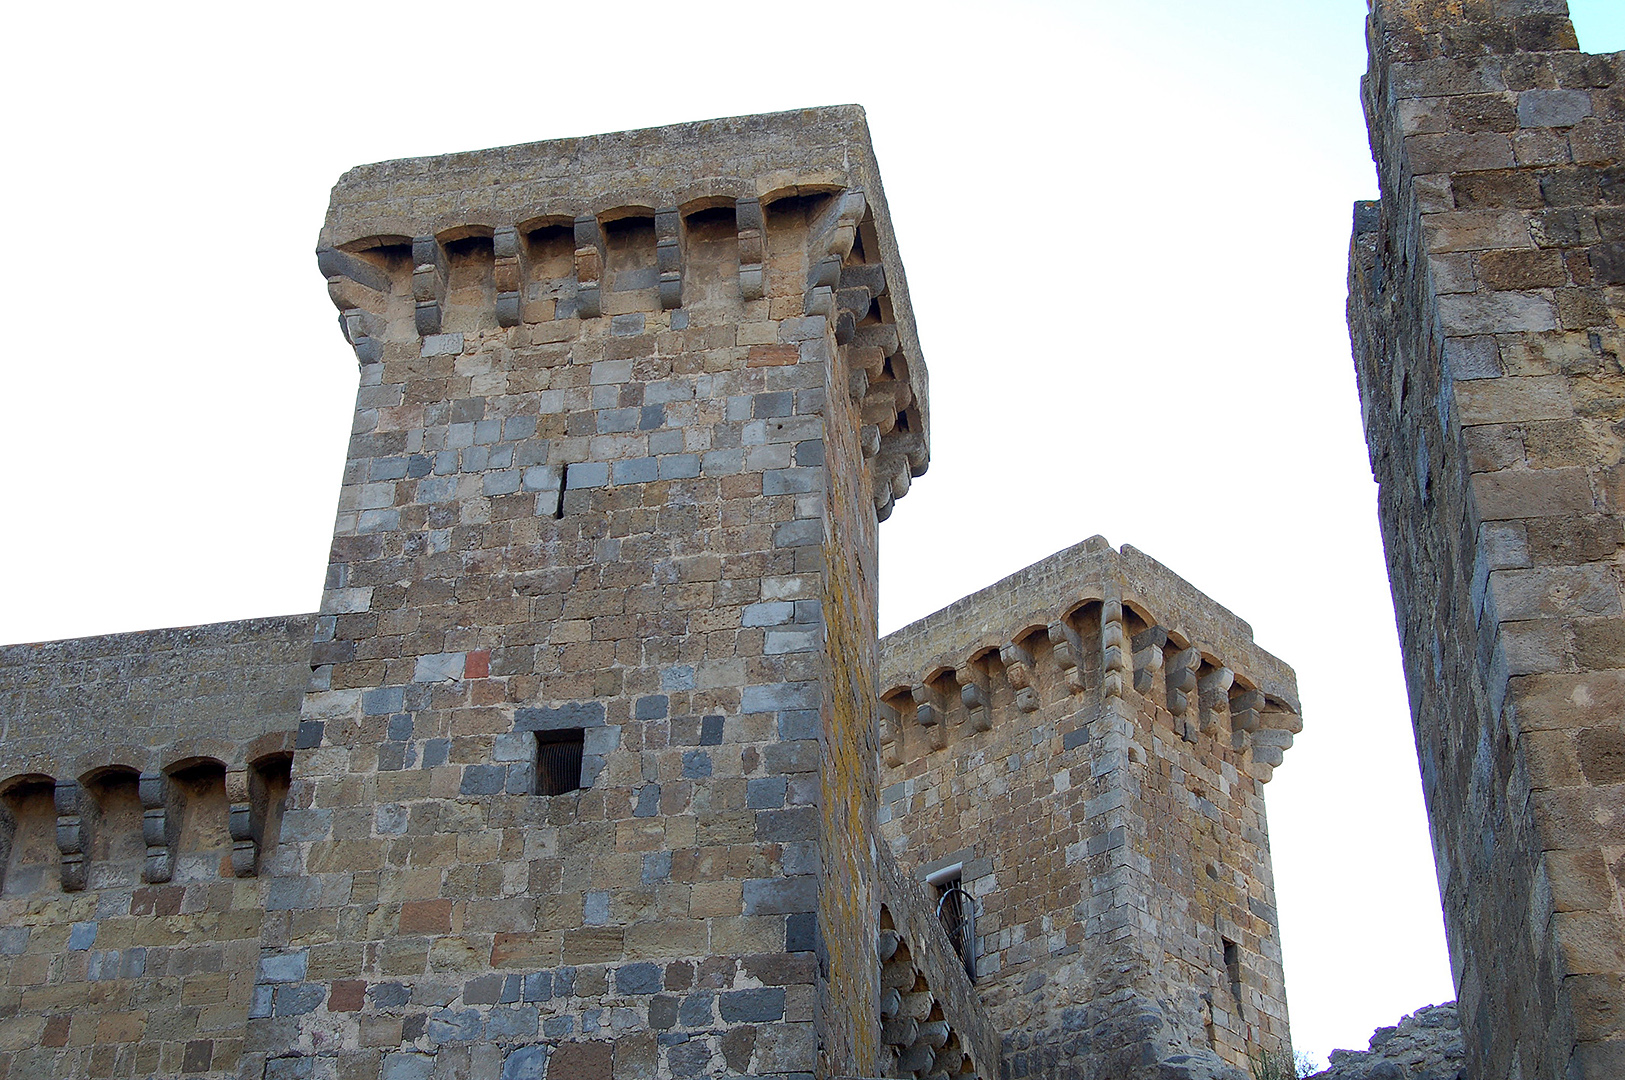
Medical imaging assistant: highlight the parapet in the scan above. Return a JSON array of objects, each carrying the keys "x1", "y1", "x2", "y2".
[
  {"x1": 316, "y1": 106, "x2": 929, "y2": 498},
  {"x1": 880, "y1": 536, "x2": 1300, "y2": 776},
  {"x1": 0, "y1": 615, "x2": 313, "y2": 783}
]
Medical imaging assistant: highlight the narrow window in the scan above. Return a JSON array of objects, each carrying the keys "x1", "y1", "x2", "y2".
[
  {"x1": 554, "y1": 464, "x2": 569, "y2": 520},
  {"x1": 926, "y1": 863, "x2": 977, "y2": 983},
  {"x1": 536, "y1": 729, "x2": 585, "y2": 795},
  {"x1": 1223, "y1": 938, "x2": 1242, "y2": 999}
]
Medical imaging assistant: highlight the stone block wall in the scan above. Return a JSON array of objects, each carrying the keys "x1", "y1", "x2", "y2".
[
  {"x1": 1349, "y1": 2, "x2": 1625, "y2": 1077},
  {"x1": 0, "y1": 615, "x2": 312, "y2": 1078},
  {"x1": 877, "y1": 538, "x2": 1301, "y2": 1080}
]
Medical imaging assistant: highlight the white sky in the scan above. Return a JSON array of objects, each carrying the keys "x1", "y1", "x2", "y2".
[{"x1": 3, "y1": 0, "x2": 1623, "y2": 1069}]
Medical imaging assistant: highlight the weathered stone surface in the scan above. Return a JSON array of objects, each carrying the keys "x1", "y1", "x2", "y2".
[
  {"x1": 1310, "y1": 1002, "x2": 1465, "y2": 1080},
  {"x1": 1349, "y1": 4, "x2": 1625, "y2": 1079}
]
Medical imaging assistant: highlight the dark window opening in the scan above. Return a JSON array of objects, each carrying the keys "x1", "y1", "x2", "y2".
[
  {"x1": 536, "y1": 729, "x2": 585, "y2": 795},
  {"x1": 554, "y1": 464, "x2": 569, "y2": 520},
  {"x1": 1223, "y1": 938, "x2": 1242, "y2": 999}
]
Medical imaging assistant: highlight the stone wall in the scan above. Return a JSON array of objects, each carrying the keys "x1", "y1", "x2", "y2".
[
  {"x1": 877, "y1": 537, "x2": 1301, "y2": 1079},
  {"x1": 1348, "y1": 2, "x2": 1625, "y2": 1078},
  {"x1": 0, "y1": 615, "x2": 312, "y2": 1078}
]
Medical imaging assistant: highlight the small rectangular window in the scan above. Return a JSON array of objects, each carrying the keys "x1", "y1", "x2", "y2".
[
  {"x1": 1223, "y1": 938, "x2": 1242, "y2": 998},
  {"x1": 536, "y1": 729, "x2": 585, "y2": 795}
]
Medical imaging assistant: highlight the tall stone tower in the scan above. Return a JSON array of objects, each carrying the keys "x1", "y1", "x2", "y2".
[
  {"x1": 1349, "y1": 3, "x2": 1625, "y2": 1077},
  {"x1": 264, "y1": 107, "x2": 955, "y2": 1079}
]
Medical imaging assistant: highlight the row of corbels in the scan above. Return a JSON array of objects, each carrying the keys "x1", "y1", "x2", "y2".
[
  {"x1": 877, "y1": 929, "x2": 973, "y2": 1079},
  {"x1": 19, "y1": 763, "x2": 279, "y2": 893},
  {"x1": 880, "y1": 600, "x2": 1300, "y2": 768},
  {"x1": 319, "y1": 196, "x2": 787, "y2": 364},
  {"x1": 800, "y1": 190, "x2": 928, "y2": 521}
]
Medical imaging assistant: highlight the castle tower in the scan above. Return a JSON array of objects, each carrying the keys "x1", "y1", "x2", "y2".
[
  {"x1": 1350, "y1": 3, "x2": 1625, "y2": 1077},
  {"x1": 244, "y1": 107, "x2": 999, "y2": 1080},
  {"x1": 875, "y1": 538, "x2": 1301, "y2": 1078}
]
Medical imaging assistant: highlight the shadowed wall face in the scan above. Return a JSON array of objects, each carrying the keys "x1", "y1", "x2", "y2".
[{"x1": 1350, "y1": 3, "x2": 1625, "y2": 1078}]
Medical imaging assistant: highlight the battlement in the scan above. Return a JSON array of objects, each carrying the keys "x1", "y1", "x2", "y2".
[
  {"x1": 317, "y1": 106, "x2": 928, "y2": 519},
  {"x1": 880, "y1": 535, "x2": 1300, "y2": 781}
]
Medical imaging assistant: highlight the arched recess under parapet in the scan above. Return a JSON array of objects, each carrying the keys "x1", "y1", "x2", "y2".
[
  {"x1": 0, "y1": 773, "x2": 56, "y2": 898},
  {"x1": 162, "y1": 756, "x2": 232, "y2": 883},
  {"x1": 78, "y1": 765, "x2": 145, "y2": 890}
]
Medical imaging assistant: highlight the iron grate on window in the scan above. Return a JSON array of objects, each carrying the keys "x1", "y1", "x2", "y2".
[{"x1": 536, "y1": 729, "x2": 584, "y2": 796}]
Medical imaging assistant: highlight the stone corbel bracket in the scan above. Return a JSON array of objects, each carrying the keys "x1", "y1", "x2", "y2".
[
  {"x1": 139, "y1": 772, "x2": 173, "y2": 884},
  {"x1": 226, "y1": 768, "x2": 258, "y2": 877},
  {"x1": 492, "y1": 225, "x2": 528, "y2": 328},
  {"x1": 573, "y1": 215, "x2": 604, "y2": 319},
  {"x1": 999, "y1": 639, "x2": 1041, "y2": 714},
  {"x1": 317, "y1": 246, "x2": 392, "y2": 365},
  {"x1": 1132, "y1": 626, "x2": 1168, "y2": 695},
  {"x1": 736, "y1": 196, "x2": 765, "y2": 300},
  {"x1": 54, "y1": 781, "x2": 85, "y2": 892},
  {"x1": 956, "y1": 661, "x2": 992, "y2": 732},
  {"x1": 411, "y1": 235, "x2": 448, "y2": 336},
  {"x1": 655, "y1": 206, "x2": 683, "y2": 310}
]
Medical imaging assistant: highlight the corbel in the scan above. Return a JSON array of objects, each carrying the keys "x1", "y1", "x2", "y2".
[
  {"x1": 1167, "y1": 648, "x2": 1200, "y2": 722},
  {"x1": 736, "y1": 196, "x2": 764, "y2": 301},
  {"x1": 999, "y1": 640, "x2": 1040, "y2": 713},
  {"x1": 1198, "y1": 666, "x2": 1234, "y2": 735},
  {"x1": 573, "y1": 215, "x2": 604, "y2": 319},
  {"x1": 956, "y1": 662, "x2": 992, "y2": 732},
  {"x1": 411, "y1": 235, "x2": 448, "y2": 337},
  {"x1": 1101, "y1": 601, "x2": 1127, "y2": 700},
  {"x1": 1048, "y1": 620, "x2": 1085, "y2": 693},
  {"x1": 54, "y1": 781, "x2": 86, "y2": 892},
  {"x1": 910, "y1": 684, "x2": 946, "y2": 751},
  {"x1": 834, "y1": 262, "x2": 884, "y2": 347},
  {"x1": 139, "y1": 772, "x2": 173, "y2": 884},
  {"x1": 226, "y1": 768, "x2": 258, "y2": 877},
  {"x1": 655, "y1": 207, "x2": 683, "y2": 310},
  {"x1": 318, "y1": 247, "x2": 392, "y2": 364},
  {"x1": 1229, "y1": 689, "x2": 1264, "y2": 734},
  {"x1": 1131, "y1": 626, "x2": 1168, "y2": 696},
  {"x1": 493, "y1": 226, "x2": 529, "y2": 328}
]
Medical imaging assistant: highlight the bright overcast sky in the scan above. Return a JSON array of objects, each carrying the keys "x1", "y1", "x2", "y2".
[{"x1": 3, "y1": 0, "x2": 1624, "y2": 1068}]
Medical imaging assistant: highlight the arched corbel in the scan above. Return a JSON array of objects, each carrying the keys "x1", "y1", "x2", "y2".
[
  {"x1": 1131, "y1": 626, "x2": 1168, "y2": 696},
  {"x1": 655, "y1": 207, "x2": 683, "y2": 310},
  {"x1": 139, "y1": 772, "x2": 173, "y2": 884},
  {"x1": 956, "y1": 660, "x2": 992, "y2": 732},
  {"x1": 573, "y1": 216, "x2": 604, "y2": 319},
  {"x1": 493, "y1": 225, "x2": 528, "y2": 327},
  {"x1": 1198, "y1": 666, "x2": 1234, "y2": 735},
  {"x1": 412, "y1": 235, "x2": 448, "y2": 336},
  {"x1": 54, "y1": 780, "x2": 86, "y2": 892},
  {"x1": 1101, "y1": 601, "x2": 1127, "y2": 699},
  {"x1": 1048, "y1": 619, "x2": 1085, "y2": 693},
  {"x1": 736, "y1": 196, "x2": 765, "y2": 301},
  {"x1": 999, "y1": 639, "x2": 1040, "y2": 714}
]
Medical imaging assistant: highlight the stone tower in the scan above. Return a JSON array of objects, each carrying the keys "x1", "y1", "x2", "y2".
[{"x1": 1349, "y1": 2, "x2": 1625, "y2": 1077}]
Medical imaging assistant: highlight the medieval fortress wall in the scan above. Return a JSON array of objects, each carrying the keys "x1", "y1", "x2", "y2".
[
  {"x1": 1349, "y1": 1, "x2": 1625, "y2": 1078},
  {"x1": 0, "y1": 108, "x2": 1302, "y2": 1080}
]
